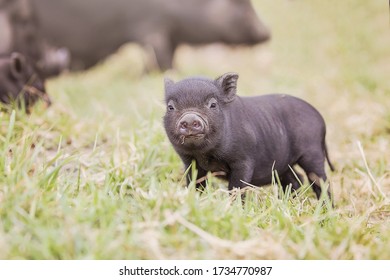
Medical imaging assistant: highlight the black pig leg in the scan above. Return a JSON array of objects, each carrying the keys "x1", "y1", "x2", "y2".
[
  {"x1": 192, "y1": 167, "x2": 208, "y2": 191},
  {"x1": 227, "y1": 161, "x2": 255, "y2": 191},
  {"x1": 279, "y1": 167, "x2": 304, "y2": 194},
  {"x1": 298, "y1": 155, "x2": 333, "y2": 204},
  {"x1": 142, "y1": 33, "x2": 175, "y2": 70},
  {"x1": 180, "y1": 157, "x2": 208, "y2": 191},
  {"x1": 226, "y1": 162, "x2": 254, "y2": 203}
]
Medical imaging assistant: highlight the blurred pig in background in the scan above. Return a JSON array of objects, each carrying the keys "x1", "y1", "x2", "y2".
[
  {"x1": 0, "y1": 0, "x2": 69, "y2": 77},
  {"x1": 0, "y1": 52, "x2": 51, "y2": 111},
  {"x1": 30, "y1": 0, "x2": 271, "y2": 71}
]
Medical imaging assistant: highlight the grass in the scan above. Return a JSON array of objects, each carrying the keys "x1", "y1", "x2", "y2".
[{"x1": 1, "y1": 0, "x2": 389, "y2": 259}]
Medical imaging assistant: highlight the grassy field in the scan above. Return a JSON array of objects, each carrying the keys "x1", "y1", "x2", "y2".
[{"x1": 1, "y1": 0, "x2": 389, "y2": 259}]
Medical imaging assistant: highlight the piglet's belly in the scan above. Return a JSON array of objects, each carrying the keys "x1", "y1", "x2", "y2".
[
  {"x1": 197, "y1": 157, "x2": 230, "y2": 174},
  {"x1": 249, "y1": 176, "x2": 273, "y2": 187}
]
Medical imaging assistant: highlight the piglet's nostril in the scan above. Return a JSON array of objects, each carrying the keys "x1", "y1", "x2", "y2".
[
  {"x1": 192, "y1": 121, "x2": 201, "y2": 128},
  {"x1": 180, "y1": 121, "x2": 188, "y2": 129}
]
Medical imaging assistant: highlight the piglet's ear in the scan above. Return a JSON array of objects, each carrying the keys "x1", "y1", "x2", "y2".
[
  {"x1": 215, "y1": 72, "x2": 239, "y2": 102},
  {"x1": 164, "y1": 78, "x2": 175, "y2": 93},
  {"x1": 10, "y1": 52, "x2": 26, "y2": 79}
]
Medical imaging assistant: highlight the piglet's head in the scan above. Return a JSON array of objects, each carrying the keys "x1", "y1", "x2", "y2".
[
  {"x1": 0, "y1": 52, "x2": 51, "y2": 112},
  {"x1": 163, "y1": 72, "x2": 239, "y2": 151}
]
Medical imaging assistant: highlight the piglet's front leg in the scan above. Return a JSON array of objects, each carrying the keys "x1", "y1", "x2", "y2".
[
  {"x1": 180, "y1": 156, "x2": 208, "y2": 191},
  {"x1": 227, "y1": 160, "x2": 255, "y2": 191}
]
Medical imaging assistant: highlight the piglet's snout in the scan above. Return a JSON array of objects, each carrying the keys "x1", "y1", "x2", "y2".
[{"x1": 177, "y1": 113, "x2": 206, "y2": 136}]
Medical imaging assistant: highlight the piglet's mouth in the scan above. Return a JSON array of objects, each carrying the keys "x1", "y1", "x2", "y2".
[
  {"x1": 179, "y1": 134, "x2": 206, "y2": 145},
  {"x1": 23, "y1": 85, "x2": 52, "y2": 107},
  {"x1": 176, "y1": 111, "x2": 209, "y2": 145}
]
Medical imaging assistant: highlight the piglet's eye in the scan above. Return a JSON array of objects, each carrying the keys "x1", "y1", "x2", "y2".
[
  {"x1": 208, "y1": 98, "x2": 218, "y2": 109},
  {"x1": 167, "y1": 101, "x2": 176, "y2": 111}
]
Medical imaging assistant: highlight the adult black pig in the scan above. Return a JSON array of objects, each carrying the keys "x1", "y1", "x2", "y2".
[
  {"x1": 30, "y1": 0, "x2": 271, "y2": 70},
  {"x1": 0, "y1": 0, "x2": 69, "y2": 77},
  {"x1": 163, "y1": 73, "x2": 334, "y2": 203},
  {"x1": 0, "y1": 52, "x2": 51, "y2": 111}
]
